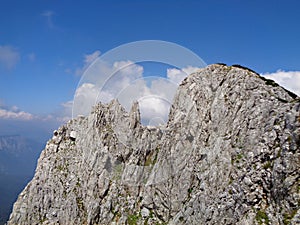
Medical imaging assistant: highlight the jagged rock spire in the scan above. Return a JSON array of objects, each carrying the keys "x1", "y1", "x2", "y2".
[{"x1": 129, "y1": 101, "x2": 141, "y2": 129}]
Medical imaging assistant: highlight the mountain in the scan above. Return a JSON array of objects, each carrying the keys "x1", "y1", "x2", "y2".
[
  {"x1": 0, "y1": 135, "x2": 44, "y2": 224},
  {"x1": 8, "y1": 64, "x2": 300, "y2": 224},
  {"x1": 0, "y1": 135, "x2": 42, "y2": 175}
]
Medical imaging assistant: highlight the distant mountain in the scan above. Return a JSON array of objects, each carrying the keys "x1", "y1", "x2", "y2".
[
  {"x1": 8, "y1": 64, "x2": 300, "y2": 224},
  {"x1": 0, "y1": 135, "x2": 42, "y2": 175},
  {"x1": 0, "y1": 135, "x2": 44, "y2": 224}
]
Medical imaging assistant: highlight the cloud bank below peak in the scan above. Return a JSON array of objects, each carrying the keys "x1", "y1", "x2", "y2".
[{"x1": 0, "y1": 108, "x2": 34, "y2": 120}]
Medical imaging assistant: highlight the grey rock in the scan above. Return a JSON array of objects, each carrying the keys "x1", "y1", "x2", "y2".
[
  {"x1": 141, "y1": 207, "x2": 150, "y2": 218},
  {"x1": 8, "y1": 64, "x2": 300, "y2": 225}
]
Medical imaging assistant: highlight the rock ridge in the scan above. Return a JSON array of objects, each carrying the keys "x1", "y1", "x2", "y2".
[{"x1": 8, "y1": 64, "x2": 300, "y2": 224}]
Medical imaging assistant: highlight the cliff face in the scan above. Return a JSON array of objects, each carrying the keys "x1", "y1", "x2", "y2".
[{"x1": 8, "y1": 64, "x2": 300, "y2": 225}]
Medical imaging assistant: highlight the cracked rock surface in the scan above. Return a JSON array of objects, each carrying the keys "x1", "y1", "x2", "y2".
[{"x1": 8, "y1": 64, "x2": 300, "y2": 224}]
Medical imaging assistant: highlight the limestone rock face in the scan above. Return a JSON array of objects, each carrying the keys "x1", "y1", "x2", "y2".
[{"x1": 8, "y1": 64, "x2": 300, "y2": 224}]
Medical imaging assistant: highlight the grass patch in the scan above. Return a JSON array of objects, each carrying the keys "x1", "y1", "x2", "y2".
[
  {"x1": 127, "y1": 213, "x2": 141, "y2": 225},
  {"x1": 236, "y1": 153, "x2": 244, "y2": 160},
  {"x1": 283, "y1": 209, "x2": 297, "y2": 225},
  {"x1": 260, "y1": 76, "x2": 279, "y2": 87},
  {"x1": 231, "y1": 153, "x2": 244, "y2": 164},
  {"x1": 113, "y1": 164, "x2": 123, "y2": 180},
  {"x1": 144, "y1": 146, "x2": 159, "y2": 166},
  {"x1": 263, "y1": 161, "x2": 272, "y2": 170},
  {"x1": 255, "y1": 210, "x2": 269, "y2": 225},
  {"x1": 76, "y1": 197, "x2": 85, "y2": 211}
]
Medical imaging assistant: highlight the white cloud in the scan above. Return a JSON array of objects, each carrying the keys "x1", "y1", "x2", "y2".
[
  {"x1": 0, "y1": 45, "x2": 20, "y2": 69},
  {"x1": 113, "y1": 60, "x2": 143, "y2": 76},
  {"x1": 58, "y1": 100, "x2": 73, "y2": 121},
  {"x1": 73, "y1": 60, "x2": 144, "y2": 116},
  {"x1": 167, "y1": 66, "x2": 199, "y2": 84},
  {"x1": 99, "y1": 61, "x2": 144, "y2": 100},
  {"x1": 0, "y1": 102, "x2": 61, "y2": 122},
  {"x1": 262, "y1": 70, "x2": 300, "y2": 96},
  {"x1": 0, "y1": 100, "x2": 72, "y2": 124},
  {"x1": 41, "y1": 10, "x2": 54, "y2": 17},
  {"x1": 75, "y1": 50, "x2": 101, "y2": 76},
  {"x1": 69, "y1": 57, "x2": 201, "y2": 125},
  {"x1": 139, "y1": 97, "x2": 170, "y2": 125},
  {"x1": 72, "y1": 83, "x2": 103, "y2": 116},
  {"x1": 10, "y1": 105, "x2": 19, "y2": 112},
  {"x1": 84, "y1": 50, "x2": 101, "y2": 64},
  {"x1": 0, "y1": 108, "x2": 34, "y2": 120},
  {"x1": 41, "y1": 10, "x2": 55, "y2": 28}
]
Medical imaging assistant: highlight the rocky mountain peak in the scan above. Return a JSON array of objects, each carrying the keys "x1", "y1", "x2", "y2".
[{"x1": 8, "y1": 64, "x2": 300, "y2": 224}]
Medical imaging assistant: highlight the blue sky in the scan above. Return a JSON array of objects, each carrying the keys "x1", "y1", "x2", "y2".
[{"x1": 0, "y1": 0, "x2": 300, "y2": 134}]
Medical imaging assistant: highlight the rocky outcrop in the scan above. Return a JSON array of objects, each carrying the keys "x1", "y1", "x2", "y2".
[{"x1": 8, "y1": 64, "x2": 300, "y2": 224}]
